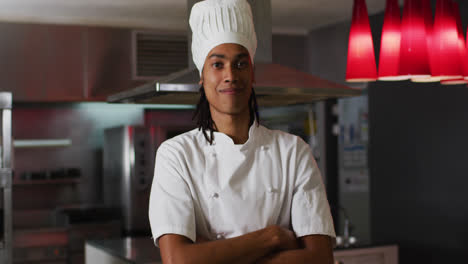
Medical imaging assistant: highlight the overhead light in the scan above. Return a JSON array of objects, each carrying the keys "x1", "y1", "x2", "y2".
[
  {"x1": 453, "y1": 2, "x2": 468, "y2": 80},
  {"x1": 440, "y1": 78, "x2": 467, "y2": 85},
  {"x1": 346, "y1": 0, "x2": 466, "y2": 85},
  {"x1": 346, "y1": 0, "x2": 377, "y2": 82},
  {"x1": 399, "y1": 0, "x2": 431, "y2": 79},
  {"x1": 441, "y1": 1, "x2": 468, "y2": 85},
  {"x1": 431, "y1": 0, "x2": 462, "y2": 80},
  {"x1": 466, "y1": 25, "x2": 468, "y2": 80},
  {"x1": 411, "y1": 0, "x2": 441, "y2": 83},
  {"x1": 378, "y1": 0, "x2": 408, "y2": 81},
  {"x1": 466, "y1": 24, "x2": 468, "y2": 80}
]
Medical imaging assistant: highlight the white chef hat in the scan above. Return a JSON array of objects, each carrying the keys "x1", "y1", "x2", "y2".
[{"x1": 189, "y1": 0, "x2": 257, "y2": 76}]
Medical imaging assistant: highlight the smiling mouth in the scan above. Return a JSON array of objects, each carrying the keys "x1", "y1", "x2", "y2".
[{"x1": 219, "y1": 88, "x2": 243, "y2": 94}]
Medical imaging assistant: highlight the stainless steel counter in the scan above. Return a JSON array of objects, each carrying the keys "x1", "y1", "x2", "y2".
[{"x1": 85, "y1": 237, "x2": 161, "y2": 264}]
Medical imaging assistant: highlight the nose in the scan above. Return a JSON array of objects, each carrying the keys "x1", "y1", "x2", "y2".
[{"x1": 223, "y1": 64, "x2": 238, "y2": 83}]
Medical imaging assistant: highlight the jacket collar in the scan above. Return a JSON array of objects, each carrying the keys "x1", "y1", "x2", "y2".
[{"x1": 210, "y1": 120, "x2": 260, "y2": 151}]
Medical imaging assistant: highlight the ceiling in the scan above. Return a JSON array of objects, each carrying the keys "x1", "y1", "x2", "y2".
[{"x1": 0, "y1": 0, "x2": 398, "y2": 34}]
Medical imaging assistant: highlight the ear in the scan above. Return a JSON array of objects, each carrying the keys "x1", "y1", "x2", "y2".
[{"x1": 199, "y1": 71, "x2": 204, "y2": 85}]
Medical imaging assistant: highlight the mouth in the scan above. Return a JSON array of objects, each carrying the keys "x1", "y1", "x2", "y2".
[{"x1": 219, "y1": 87, "x2": 243, "y2": 95}]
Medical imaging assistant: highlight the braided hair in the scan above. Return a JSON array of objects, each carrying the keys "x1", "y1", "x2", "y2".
[{"x1": 192, "y1": 86, "x2": 260, "y2": 145}]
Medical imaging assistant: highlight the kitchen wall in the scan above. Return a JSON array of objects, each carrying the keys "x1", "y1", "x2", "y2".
[
  {"x1": 0, "y1": 22, "x2": 148, "y2": 103},
  {"x1": 272, "y1": 34, "x2": 308, "y2": 71},
  {"x1": 368, "y1": 81, "x2": 468, "y2": 263},
  {"x1": 306, "y1": 0, "x2": 468, "y2": 262}
]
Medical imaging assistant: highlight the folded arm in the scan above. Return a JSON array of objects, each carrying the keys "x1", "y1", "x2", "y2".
[
  {"x1": 257, "y1": 234, "x2": 335, "y2": 264},
  {"x1": 158, "y1": 225, "x2": 299, "y2": 264}
]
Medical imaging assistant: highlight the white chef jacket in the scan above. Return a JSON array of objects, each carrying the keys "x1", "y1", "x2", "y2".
[{"x1": 148, "y1": 122, "x2": 336, "y2": 246}]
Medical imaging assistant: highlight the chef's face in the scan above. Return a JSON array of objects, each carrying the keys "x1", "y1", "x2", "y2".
[{"x1": 199, "y1": 43, "x2": 254, "y2": 117}]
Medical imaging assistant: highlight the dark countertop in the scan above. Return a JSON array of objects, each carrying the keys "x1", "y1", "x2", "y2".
[
  {"x1": 334, "y1": 243, "x2": 398, "y2": 251},
  {"x1": 86, "y1": 237, "x2": 161, "y2": 264}
]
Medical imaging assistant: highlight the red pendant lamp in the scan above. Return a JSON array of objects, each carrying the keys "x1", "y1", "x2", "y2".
[
  {"x1": 466, "y1": 26, "x2": 468, "y2": 80},
  {"x1": 441, "y1": 78, "x2": 468, "y2": 85},
  {"x1": 346, "y1": 0, "x2": 377, "y2": 82},
  {"x1": 399, "y1": 0, "x2": 431, "y2": 78},
  {"x1": 431, "y1": 0, "x2": 462, "y2": 79},
  {"x1": 412, "y1": 0, "x2": 441, "y2": 82},
  {"x1": 442, "y1": 1, "x2": 468, "y2": 85},
  {"x1": 378, "y1": 0, "x2": 407, "y2": 81},
  {"x1": 454, "y1": 2, "x2": 468, "y2": 79}
]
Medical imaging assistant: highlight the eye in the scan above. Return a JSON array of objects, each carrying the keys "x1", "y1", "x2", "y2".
[
  {"x1": 236, "y1": 60, "x2": 249, "y2": 69},
  {"x1": 212, "y1": 62, "x2": 223, "y2": 69}
]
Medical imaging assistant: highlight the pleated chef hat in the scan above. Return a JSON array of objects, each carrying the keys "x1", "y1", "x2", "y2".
[{"x1": 189, "y1": 0, "x2": 257, "y2": 76}]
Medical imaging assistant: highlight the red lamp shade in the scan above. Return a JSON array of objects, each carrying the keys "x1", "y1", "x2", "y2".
[
  {"x1": 399, "y1": 0, "x2": 431, "y2": 78},
  {"x1": 466, "y1": 26, "x2": 468, "y2": 80},
  {"x1": 378, "y1": 0, "x2": 407, "y2": 81},
  {"x1": 431, "y1": 0, "x2": 462, "y2": 79},
  {"x1": 412, "y1": 0, "x2": 441, "y2": 82},
  {"x1": 441, "y1": 78, "x2": 467, "y2": 85},
  {"x1": 453, "y1": 2, "x2": 468, "y2": 81},
  {"x1": 346, "y1": 0, "x2": 377, "y2": 82}
]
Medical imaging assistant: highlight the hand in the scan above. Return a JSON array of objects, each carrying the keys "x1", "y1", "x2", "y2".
[{"x1": 265, "y1": 225, "x2": 299, "y2": 251}]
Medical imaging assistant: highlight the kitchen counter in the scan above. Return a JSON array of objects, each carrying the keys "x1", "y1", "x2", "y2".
[
  {"x1": 85, "y1": 237, "x2": 161, "y2": 264},
  {"x1": 334, "y1": 244, "x2": 398, "y2": 264},
  {"x1": 334, "y1": 242, "x2": 397, "y2": 251}
]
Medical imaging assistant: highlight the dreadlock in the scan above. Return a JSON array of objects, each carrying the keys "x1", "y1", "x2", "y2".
[{"x1": 192, "y1": 86, "x2": 260, "y2": 145}]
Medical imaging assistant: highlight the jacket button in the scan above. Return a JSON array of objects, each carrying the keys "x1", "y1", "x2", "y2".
[{"x1": 211, "y1": 192, "x2": 219, "y2": 198}]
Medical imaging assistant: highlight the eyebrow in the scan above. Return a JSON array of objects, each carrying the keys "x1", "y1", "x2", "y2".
[{"x1": 208, "y1": 53, "x2": 249, "y2": 59}]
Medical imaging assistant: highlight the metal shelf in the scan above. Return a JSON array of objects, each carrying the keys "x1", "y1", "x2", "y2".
[
  {"x1": 13, "y1": 139, "x2": 72, "y2": 148},
  {"x1": 13, "y1": 178, "x2": 82, "y2": 185}
]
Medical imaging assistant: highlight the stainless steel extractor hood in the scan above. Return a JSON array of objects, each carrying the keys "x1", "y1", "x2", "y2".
[{"x1": 107, "y1": 0, "x2": 362, "y2": 107}]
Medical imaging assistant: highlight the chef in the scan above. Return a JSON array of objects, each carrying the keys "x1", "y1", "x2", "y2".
[{"x1": 148, "y1": 0, "x2": 336, "y2": 263}]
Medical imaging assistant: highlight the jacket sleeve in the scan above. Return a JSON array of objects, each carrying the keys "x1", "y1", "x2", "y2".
[
  {"x1": 148, "y1": 142, "x2": 196, "y2": 247},
  {"x1": 290, "y1": 137, "x2": 336, "y2": 240}
]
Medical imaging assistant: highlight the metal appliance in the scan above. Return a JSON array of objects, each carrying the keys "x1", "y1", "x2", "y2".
[
  {"x1": 107, "y1": 0, "x2": 361, "y2": 106},
  {"x1": 103, "y1": 125, "x2": 189, "y2": 235},
  {"x1": 0, "y1": 92, "x2": 12, "y2": 264}
]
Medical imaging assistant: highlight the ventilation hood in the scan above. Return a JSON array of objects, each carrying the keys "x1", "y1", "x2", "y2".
[{"x1": 107, "y1": 0, "x2": 362, "y2": 107}]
